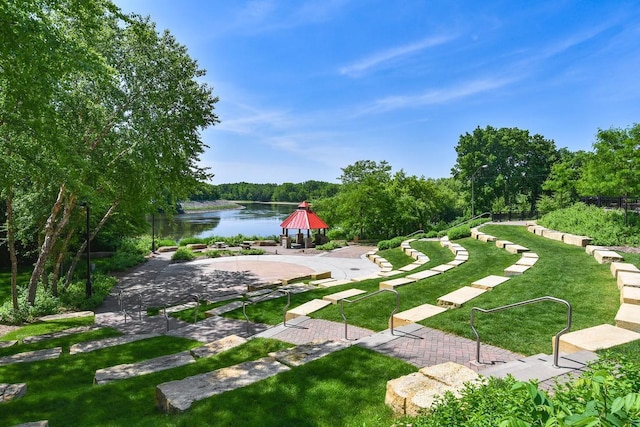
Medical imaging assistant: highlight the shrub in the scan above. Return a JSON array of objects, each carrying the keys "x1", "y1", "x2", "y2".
[
  {"x1": 156, "y1": 238, "x2": 177, "y2": 247},
  {"x1": 172, "y1": 247, "x2": 196, "y2": 261},
  {"x1": 447, "y1": 224, "x2": 471, "y2": 240},
  {"x1": 240, "y1": 248, "x2": 265, "y2": 255},
  {"x1": 59, "y1": 274, "x2": 116, "y2": 311},
  {"x1": 425, "y1": 230, "x2": 438, "y2": 238},
  {"x1": 316, "y1": 240, "x2": 347, "y2": 250},
  {"x1": 377, "y1": 236, "x2": 406, "y2": 250},
  {"x1": 178, "y1": 237, "x2": 209, "y2": 246},
  {"x1": 0, "y1": 287, "x2": 60, "y2": 324}
]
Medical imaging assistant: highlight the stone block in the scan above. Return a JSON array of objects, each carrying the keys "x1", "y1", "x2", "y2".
[
  {"x1": 379, "y1": 277, "x2": 416, "y2": 290},
  {"x1": 471, "y1": 275, "x2": 510, "y2": 290},
  {"x1": 311, "y1": 271, "x2": 332, "y2": 280},
  {"x1": 562, "y1": 234, "x2": 593, "y2": 247},
  {"x1": 617, "y1": 271, "x2": 640, "y2": 289},
  {"x1": 431, "y1": 264, "x2": 455, "y2": 273},
  {"x1": 586, "y1": 245, "x2": 607, "y2": 255},
  {"x1": 399, "y1": 262, "x2": 421, "y2": 272},
  {"x1": 0, "y1": 347, "x2": 62, "y2": 366},
  {"x1": 392, "y1": 303, "x2": 447, "y2": 327},
  {"x1": 95, "y1": 351, "x2": 196, "y2": 384},
  {"x1": 157, "y1": 245, "x2": 178, "y2": 253},
  {"x1": 270, "y1": 340, "x2": 349, "y2": 367},
  {"x1": 505, "y1": 244, "x2": 529, "y2": 254},
  {"x1": 437, "y1": 287, "x2": 486, "y2": 308},
  {"x1": 532, "y1": 226, "x2": 547, "y2": 236},
  {"x1": 593, "y1": 249, "x2": 623, "y2": 264},
  {"x1": 542, "y1": 230, "x2": 565, "y2": 241},
  {"x1": 557, "y1": 324, "x2": 640, "y2": 354},
  {"x1": 309, "y1": 278, "x2": 337, "y2": 286},
  {"x1": 447, "y1": 259, "x2": 466, "y2": 266},
  {"x1": 440, "y1": 237, "x2": 450, "y2": 247},
  {"x1": 191, "y1": 335, "x2": 247, "y2": 359},
  {"x1": 322, "y1": 288, "x2": 366, "y2": 304},
  {"x1": 504, "y1": 264, "x2": 530, "y2": 276},
  {"x1": 406, "y1": 270, "x2": 441, "y2": 281},
  {"x1": 419, "y1": 361, "x2": 479, "y2": 386},
  {"x1": 478, "y1": 234, "x2": 497, "y2": 242},
  {"x1": 621, "y1": 286, "x2": 640, "y2": 305},
  {"x1": 186, "y1": 243, "x2": 208, "y2": 250},
  {"x1": 495, "y1": 240, "x2": 513, "y2": 249},
  {"x1": 470, "y1": 228, "x2": 483, "y2": 239},
  {"x1": 615, "y1": 303, "x2": 640, "y2": 332},
  {"x1": 317, "y1": 279, "x2": 352, "y2": 288},
  {"x1": 521, "y1": 252, "x2": 539, "y2": 258},
  {"x1": 0, "y1": 382, "x2": 27, "y2": 402},
  {"x1": 285, "y1": 299, "x2": 331, "y2": 321},
  {"x1": 516, "y1": 256, "x2": 538, "y2": 266},
  {"x1": 610, "y1": 262, "x2": 640, "y2": 278}
]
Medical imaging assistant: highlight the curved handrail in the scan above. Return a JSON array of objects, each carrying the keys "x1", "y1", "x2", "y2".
[
  {"x1": 118, "y1": 290, "x2": 143, "y2": 323},
  {"x1": 406, "y1": 229, "x2": 425, "y2": 238},
  {"x1": 339, "y1": 289, "x2": 399, "y2": 340},
  {"x1": 242, "y1": 289, "x2": 291, "y2": 327},
  {"x1": 470, "y1": 296, "x2": 572, "y2": 368},
  {"x1": 163, "y1": 294, "x2": 200, "y2": 331}
]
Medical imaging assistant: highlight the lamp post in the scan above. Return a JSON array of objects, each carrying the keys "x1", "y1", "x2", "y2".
[
  {"x1": 151, "y1": 211, "x2": 156, "y2": 253},
  {"x1": 471, "y1": 164, "x2": 488, "y2": 218},
  {"x1": 80, "y1": 201, "x2": 92, "y2": 298}
]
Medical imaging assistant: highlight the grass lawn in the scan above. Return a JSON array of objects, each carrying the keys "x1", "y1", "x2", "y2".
[{"x1": 0, "y1": 319, "x2": 414, "y2": 426}]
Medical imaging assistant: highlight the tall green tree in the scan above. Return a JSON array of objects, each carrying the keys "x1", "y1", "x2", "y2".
[{"x1": 452, "y1": 126, "x2": 558, "y2": 214}]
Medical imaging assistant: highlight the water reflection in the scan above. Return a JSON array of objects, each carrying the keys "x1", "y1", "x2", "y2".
[{"x1": 152, "y1": 203, "x2": 293, "y2": 240}]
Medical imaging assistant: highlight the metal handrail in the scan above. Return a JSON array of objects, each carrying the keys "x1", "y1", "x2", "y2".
[
  {"x1": 470, "y1": 296, "x2": 572, "y2": 368},
  {"x1": 242, "y1": 289, "x2": 291, "y2": 327},
  {"x1": 406, "y1": 229, "x2": 425, "y2": 238},
  {"x1": 163, "y1": 294, "x2": 200, "y2": 331},
  {"x1": 340, "y1": 289, "x2": 400, "y2": 340},
  {"x1": 118, "y1": 291, "x2": 143, "y2": 323}
]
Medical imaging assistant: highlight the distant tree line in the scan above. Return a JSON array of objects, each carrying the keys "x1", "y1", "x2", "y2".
[{"x1": 189, "y1": 180, "x2": 340, "y2": 203}]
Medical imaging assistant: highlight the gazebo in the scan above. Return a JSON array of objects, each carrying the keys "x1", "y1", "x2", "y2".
[{"x1": 280, "y1": 201, "x2": 329, "y2": 248}]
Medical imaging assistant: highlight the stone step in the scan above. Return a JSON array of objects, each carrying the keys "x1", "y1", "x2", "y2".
[
  {"x1": 317, "y1": 279, "x2": 352, "y2": 288},
  {"x1": 505, "y1": 244, "x2": 529, "y2": 255},
  {"x1": 495, "y1": 240, "x2": 513, "y2": 249},
  {"x1": 617, "y1": 271, "x2": 640, "y2": 289},
  {"x1": 504, "y1": 264, "x2": 530, "y2": 276},
  {"x1": 205, "y1": 300, "x2": 244, "y2": 317},
  {"x1": 447, "y1": 259, "x2": 466, "y2": 266},
  {"x1": 0, "y1": 347, "x2": 62, "y2": 366},
  {"x1": 542, "y1": 230, "x2": 565, "y2": 241},
  {"x1": 351, "y1": 274, "x2": 382, "y2": 282},
  {"x1": 191, "y1": 335, "x2": 248, "y2": 359},
  {"x1": 21, "y1": 325, "x2": 103, "y2": 344},
  {"x1": 615, "y1": 303, "x2": 640, "y2": 332},
  {"x1": 562, "y1": 234, "x2": 592, "y2": 247},
  {"x1": 285, "y1": 299, "x2": 332, "y2": 321},
  {"x1": 611, "y1": 262, "x2": 640, "y2": 278},
  {"x1": 516, "y1": 256, "x2": 538, "y2": 266},
  {"x1": 478, "y1": 234, "x2": 496, "y2": 242},
  {"x1": 471, "y1": 275, "x2": 510, "y2": 290},
  {"x1": 69, "y1": 333, "x2": 159, "y2": 354},
  {"x1": 0, "y1": 382, "x2": 27, "y2": 403},
  {"x1": 379, "y1": 277, "x2": 416, "y2": 290},
  {"x1": 38, "y1": 311, "x2": 94, "y2": 321},
  {"x1": 392, "y1": 303, "x2": 447, "y2": 327},
  {"x1": 399, "y1": 262, "x2": 421, "y2": 272},
  {"x1": 431, "y1": 264, "x2": 455, "y2": 273},
  {"x1": 481, "y1": 351, "x2": 598, "y2": 384},
  {"x1": 309, "y1": 278, "x2": 337, "y2": 286},
  {"x1": 322, "y1": 288, "x2": 367, "y2": 304},
  {"x1": 557, "y1": 324, "x2": 640, "y2": 353},
  {"x1": 586, "y1": 245, "x2": 607, "y2": 255},
  {"x1": 521, "y1": 252, "x2": 539, "y2": 259},
  {"x1": 593, "y1": 249, "x2": 624, "y2": 264},
  {"x1": 378, "y1": 270, "x2": 403, "y2": 277},
  {"x1": 311, "y1": 271, "x2": 331, "y2": 280},
  {"x1": 269, "y1": 339, "x2": 350, "y2": 367},
  {"x1": 156, "y1": 356, "x2": 290, "y2": 413},
  {"x1": 621, "y1": 286, "x2": 640, "y2": 305},
  {"x1": 437, "y1": 287, "x2": 486, "y2": 308},
  {"x1": 94, "y1": 351, "x2": 196, "y2": 384},
  {"x1": 406, "y1": 269, "x2": 441, "y2": 281}
]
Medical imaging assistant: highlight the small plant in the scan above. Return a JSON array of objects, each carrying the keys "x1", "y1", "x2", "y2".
[
  {"x1": 178, "y1": 237, "x2": 209, "y2": 246},
  {"x1": 316, "y1": 240, "x2": 347, "y2": 250},
  {"x1": 240, "y1": 248, "x2": 266, "y2": 255},
  {"x1": 172, "y1": 247, "x2": 196, "y2": 261},
  {"x1": 377, "y1": 236, "x2": 406, "y2": 250}
]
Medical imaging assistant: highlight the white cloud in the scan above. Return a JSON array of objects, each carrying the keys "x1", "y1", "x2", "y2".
[{"x1": 339, "y1": 35, "x2": 456, "y2": 77}]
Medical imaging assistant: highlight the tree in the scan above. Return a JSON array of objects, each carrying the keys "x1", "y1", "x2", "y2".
[
  {"x1": 452, "y1": 126, "x2": 558, "y2": 214},
  {"x1": 542, "y1": 148, "x2": 588, "y2": 207}
]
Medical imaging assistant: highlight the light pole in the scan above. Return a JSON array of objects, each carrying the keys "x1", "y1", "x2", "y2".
[
  {"x1": 151, "y1": 211, "x2": 156, "y2": 253},
  {"x1": 80, "y1": 201, "x2": 92, "y2": 298},
  {"x1": 471, "y1": 164, "x2": 488, "y2": 218}
]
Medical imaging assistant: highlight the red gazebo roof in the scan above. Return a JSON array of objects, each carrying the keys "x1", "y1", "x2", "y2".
[{"x1": 280, "y1": 201, "x2": 329, "y2": 230}]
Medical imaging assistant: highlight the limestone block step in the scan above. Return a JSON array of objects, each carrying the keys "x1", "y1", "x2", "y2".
[
  {"x1": 70, "y1": 333, "x2": 160, "y2": 354},
  {"x1": 531, "y1": 225, "x2": 547, "y2": 235},
  {"x1": 563, "y1": 234, "x2": 592, "y2": 247},
  {"x1": 449, "y1": 244, "x2": 466, "y2": 254},
  {"x1": 206, "y1": 301, "x2": 243, "y2": 317},
  {"x1": 156, "y1": 357, "x2": 290, "y2": 413},
  {"x1": 437, "y1": 287, "x2": 486, "y2": 308},
  {"x1": 22, "y1": 325, "x2": 103, "y2": 344},
  {"x1": 440, "y1": 236, "x2": 450, "y2": 247},
  {"x1": 471, "y1": 228, "x2": 483, "y2": 239},
  {"x1": 0, "y1": 347, "x2": 62, "y2": 366},
  {"x1": 431, "y1": 264, "x2": 455, "y2": 273},
  {"x1": 557, "y1": 324, "x2": 640, "y2": 353},
  {"x1": 399, "y1": 262, "x2": 421, "y2": 272},
  {"x1": 269, "y1": 340, "x2": 349, "y2": 367},
  {"x1": 317, "y1": 279, "x2": 352, "y2": 288},
  {"x1": 522, "y1": 252, "x2": 539, "y2": 258},
  {"x1": 322, "y1": 288, "x2": 367, "y2": 304},
  {"x1": 586, "y1": 245, "x2": 607, "y2": 255},
  {"x1": 516, "y1": 256, "x2": 538, "y2": 267},
  {"x1": 504, "y1": 264, "x2": 530, "y2": 276},
  {"x1": 0, "y1": 340, "x2": 17, "y2": 349},
  {"x1": 311, "y1": 271, "x2": 332, "y2": 280},
  {"x1": 285, "y1": 299, "x2": 332, "y2": 321},
  {"x1": 615, "y1": 303, "x2": 640, "y2": 332},
  {"x1": 621, "y1": 286, "x2": 640, "y2": 305},
  {"x1": 471, "y1": 275, "x2": 510, "y2": 290},
  {"x1": 447, "y1": 259, "x2": 466, "y2": 266},
  {"x1": 351, "y1": 274, "x2": 382, "y2": 282},
  {"x1": 505, "y1": 244, "x2": 529, "y2": 254},
  {"x1": 478, "y1": 234, "x2": 496, "y2": 242},
  {"x1": 379, "y1": 277, "x2": 416, "y2": 290},
  {"x1": 95, "y1": 351, "x2": 196, "y2": 384},
  {"x1": 378, "y1": 270, "x2": 403, "y2": 277},
  {"x1": 392, "y1": 303, "x2": 447, "y2": 327},
  {"x1": 0, "y1": 382, "x2": 27, "y2": 403},
  {"x1": 611, "y1": 262, "x2": 640, "y2": 278},
  {"x1": 495, "y1": 240, "x2": 514, "y2": 249},
  {"x1": 406, "y1": 270, "x2": 441, "y2": 281},
  {"x1": 617, "y1": 271, "x2": 640, "y2": 289},
  {"x1": 309, "y1": 278, "x2": 337, "y2": 286},
  {"x1": 542, "y1": 230, "x2": 565, "y2": 241},
  {"x1": 455, "y1": 253, "x2": 469, "y2": 261},
  {"x1": 593, "y1": 249, "x2": 624, "y2": 264},
  {"x1": 191, "y1": 335, "x2": 248, "y2": 359}
]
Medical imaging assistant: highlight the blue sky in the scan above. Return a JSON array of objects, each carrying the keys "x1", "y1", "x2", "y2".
[{"x1": 114, "y1": 0, "x2": 640, "y2": 185}]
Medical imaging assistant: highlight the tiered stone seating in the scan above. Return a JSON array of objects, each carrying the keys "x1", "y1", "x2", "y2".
[
  {"x1": 471, "y1": 275, "x2": 510, "y2": 290},
  {"x1": 391, "y1": 304, "x2": 447, "y2": 328},
  {"x1": 593, "y1": 249, "x2": 624, "y2": 264},
  {"x1": 611, "y1": 262, "x2": 640, "y2": 278},
  {"x1": 379, "y1": 277, "x2": 416, "y2": 290},
  {"x1": 285, "y1": 299, "x2": 331, "y2": 321},
  {"x1": 406, "y1": 270, "x2": 441, "y2": 281},
  {"x1": 322, "y1": 288, "x2": 366, "y2": 304},
  {"x1": 437, "y1": 287, "x2": 486, "y2": 308}
]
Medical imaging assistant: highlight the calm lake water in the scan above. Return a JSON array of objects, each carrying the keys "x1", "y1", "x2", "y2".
[{"x1": 152, "y1": 203, "x2": 294, "y2": 240}]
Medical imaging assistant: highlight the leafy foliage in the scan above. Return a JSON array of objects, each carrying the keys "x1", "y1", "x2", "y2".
[
  {"x1": 171, "y1": 247, "x2": 196, "y2": 261},
  {"x1": 447, "y1": 224, "x2": 471, "y2": 240}
]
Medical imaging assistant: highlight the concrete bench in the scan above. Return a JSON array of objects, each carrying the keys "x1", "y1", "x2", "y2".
[
  {"x1": 322, "y1": 288, "x2": 366, "y2": 304},
  {"x1": 437, "y1": 287, "x2": 486, "y2": 308},
  {"x1": 285, "y1": 299, "x2": 332, "y2": 321},
  {"x1": 556, "y1": 324, "x2": 640, "y2": 354},
  {"x1": 392, "y1": 303, "x2": 447, "y2": 327}
]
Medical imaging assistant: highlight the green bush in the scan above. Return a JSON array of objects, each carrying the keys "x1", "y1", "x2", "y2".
[
  {"x1": 156, "y1": 238, "x2": 177, "y2": 247},
  {"x1": 447, "y1": 224, "x2": 471, "y2": 240},
  {"x1": 377, "y1": 236, "x2": 406, "y2": 250},
  {"x1": 326, "y1": 227, "x2": 350, "y2": 241},
  {"x1": 425, "y1": 230, "x2": 438, "y2": 238},
  {"x1": 240, "y1": 248, "x2": 265, "y2": 255},
  {"x1": 172, "y1": 247, "x2": 196, "y2": 261},
  {"x1": 59, "y1": 274, "x2": 116, "y2": 311},
  {"x1": 0, "y1": 287, "x2": 60, "y2": 324},
  {"x1": 178, "y1": 237, "x2": 209, "y2": 246},
  {"x1": 539, "y1": 202, "x2": 640, "y2": 246},
  {"x1": 316, "y1": 240, "x2": 347, "y2": 250}
]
